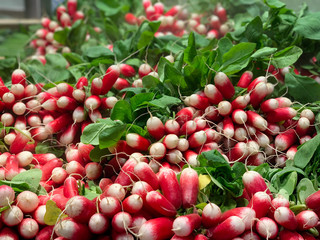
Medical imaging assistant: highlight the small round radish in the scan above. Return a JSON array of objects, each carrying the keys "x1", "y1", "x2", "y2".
[
  {"x1": 89, "y1": 213, "x2": 109, "y2": 234},
  {"x1": 0, "y1": 185, "x2": 15, "y2": 207},
  {"x1": 149, "y1": 142, "x2": 166, "y2": 160},
  {"x1": 1, "y1": 205, "x2": 23, "y2": 226},
  {"x1": 126, "y1": 133, "x2": 150, "y2": 151},
  {"x1": 202, "y1": 203, "x2": 221, "y2": 228},
  {"x1": 123, "y1": 194, "x2": 143, "y2": 214},
  {"x1": 16, "y1": 191, "x2": 39, "y2": 213},
  {"x1": 172, "y1": 213, "x2": 201, "y2": 237},
  {"x1": 138, "y1": 217, "x2": 174, "y2": 240},
  {"x1": 211, "y1": 216, "x2": 245, "y2": 240},
  {"x1": 65, "y1": 196, "x2": 96, "y2": 223},
  {"x1": 54, "y1": 218, "x2": 91, "y2": 240},
  {"x1": 166, "y1": 149, "x2": 183, "y2": 164},
  {"x1": 165, "y1": 119, "x2": 180, "y2": 135},
  {"x1": 180, "y1": 168, "x2": 199, "y2": 209},
  {"x1": 33, "y1": 205, "x2": 47, "y2": 225},
  {"x1": 147, "y1": 116, "x2": 165, "y2": 140},
  {"x1": 218, "y1": 101, "x2": 232, "y2": 116},
  {"x1": 214, "y1": 72, "x2": 235, "y2": 99},
  {"x1": 296, "y1": 210, "x2": 319, "y2": 230},
  {"x1": 51, "y1": 167, "x2": 68, "y2": 184},
  {"x1": 85, "y1": 162, "x2": 103, "y2": 180},
  {"x1": 18, "y1": 218, "x2": 39, "y2": 239},
  {"x1": 274, "y1": 206, "x2": 297, "y2": 230},
  {"x1": 112, "y1": 211, "x2": 133, "y2": 233},
  {"x1": 16, "y1": 151, "x2": 33, "y2": 168},
  {"x1": 99, "y1": 196, "x2": 121, "y2": 218},
  {"x1": 256, "y1": 217, "x2": 278, "y2": 239}
]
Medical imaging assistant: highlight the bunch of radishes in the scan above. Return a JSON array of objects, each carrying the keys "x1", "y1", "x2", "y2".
[
  {"x1": 29, "y1": 0, "x2": 87, "y2": 63},
  {"x1": 125, "y1": 0, "x2": 231, "y2": 39}
]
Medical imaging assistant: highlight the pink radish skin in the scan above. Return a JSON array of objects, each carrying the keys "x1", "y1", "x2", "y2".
[
  {"x1": 241, "y1": 231, "x2": 261, "y2": 240},
  {"x1": 180, "y1": 120, "x2": 197, "y2": 136},
  {"x1": 202, "y1": 203, "x2": 221, "y2": 228},
  {"x1": 249, "y1": 82, "x2": 269, "y2": 108},
  {"x1": 41, "y1": 158, "x2": 63, "y2": 181},
  {"x1": 89, "y1": 213, "x2": 109, "y2": 234},
  {"x1": 188, "y1": 94, "x2": 210, "y2": 110},
  {"x1": 220, "y1": 207, "x2": 256, "y2": 230},
  {"x1": 11, "y1": 69, "x2": 26, "y2": 86},
  {"x1": 223, "y1": 117, "x2": 235, "y2": 138},
  {"x1": 45, "y1": 113, "x2": 73, "y2": 134},
  {"x1": 134, "y1": 162, "x2": 159, "y2": 190},
  {"x1": 232, "y1": 109, "x2": 247, "y2": 125},
  {"x1": 99, "y1": 196, "x2": 121, "y2": 218},
  {"x1": 267, "y1": 107, "x2": 297, "y2": 123},
  {"x1": 18, "y1": 218, "x2": 39, "y2": 239},
  {"x1": 295, "y1": 117, "x2": 310, "y2": 136},
  {"x1": 113, "y1": 78, "x2": 130, "y2": 90},
  {"x1": 138, "y1": 63, "x2": 152, "y2": 78},
  {"x1": 131, "y1": 181, "x2": 153, "y2": 201},
  {"x1": 114, "y1": 158, "x2": 138, "y2": 186},
  {"x1": 120, "y1": 64, "x2": 136, "y2": 77},
  {"x1": 5, "y1": 155, "x2": 19, "y2": 180},
  {"x1": 32, "y1": 153, "x2": 56, "y2": 165},
  {"x1": 9, "y1": 130, "x2": 30, "y2": 154},
  {"x1": 54, "y1": 218, "x2": 91, "y2": 240},
  {"x1": 126, "y1": 133, "x2": 150, "y2": 151},
  {"x1": 274, "y1": 129, "x2": 297, "y2": 151},
  {"x1": 146, "y1": 191, "x2": 177, "y2": 217},
  {"x1": 102, "y1": 183, "x2": 126, "y2": 201},
  {"x1": 242, "y1": 171, "x2": 272, "y2": 198},
  {"x1": 172, "y1": 213, "x2": 201, "y2": 237},
  {"x1": 176, "y1": 107, "x2": 194, "y2": 126},
  {"x1": 247, "y1": 76, "x2": 267, "y2": 92},
  {"x1": 63, "y1": 176, "x2": 79, "y2": 198},
  {"x1": 260, "y1": 99, "x2": 279, "y2": 113},
  {"x1": 85, "y1": 162, "x2": 102, "y2": 180},
  {"x1": 56, "y1": 83, "x2": 73, "y2": 98},
  {"x1": 35, "y1": 226, "x2": 54, "y2": 240},
  {"x1": 17, "y1": 190, "x2": 39, "y2": 213},
  {"x1": 131, "y1": 215, "x2": 147, "y2": 234},
  {"x1": 0, "y1": 185, "x2": 15, "y2": 207},
  {"x1": 147, "y1": 116, "x2": 165, "y2": 140},
  {"x1": 85, "y1": 95, "x2": 101, "y2": 111},
  {"x1": 246, "y1": 111, "x2": 268, "y2": 131},
  {"x1": 112, "y1": 212, "x2": 133, "y2": 233},
  {"x1": 1, "y1": 205, "x2": 23, "y2": 226},
  {"x1": 256, "y1": 217, "x2": 278, "y2": 239},
  {"x1": 279, "y1": 230, "x2": 303, "y2": 240},
  {"x1": 177, "y1": 138, "x2": 189, "y2": 152},
  {"x1": 218, "y1": 101, "x2": 232, "y2": 116},
  {"x1": 59, "y1": 123, "x2": 79, "y2": 145},
  {"x1": 165, "y1": 119, "x2": 180, "y2": 135},
  {"x1": 210, "y1": 216, "x2": 245, "y2": 240},
  {"x1": 163, "y1": 134, "x2": 180, "y2": 149},
  {"x1": 180, "y1": 168, "x2": 199, "y2": 209},
  {"x1": 306, "y1": 189, "x2": 320, "y2": 209},
  {"x1": 0, "y1": 227, "x2": 19, "y2": 240},
  {"x1": 1, "y1": 113, "x2": 14, "y2": 126},
  {"x1": 301, "y1": 109, "x2": 315, "y2": 122},
  {"x1": 57, "y1": 96, "x2": 77, "y2": 110},
  {"x1": 149, "y1": 142, "x2": 166, "y2": 160},
  {"x1": 204, "y1": 84, "x2": 223, "y2": 104},
  {"x1": 166, "y1": 149, "x2": 183, "y2": 164},
  {"x1": 123, "y1": 194, "x2": 143, "y2": 214},
  {"x1": 274, "y1": 206, "x2": 297, "y2": 230},
  {"x1": 101, "y1": 65, "x2": 121, "y2": 95},
  {"x1": 238, "y1": 71, "x2": 253, "y2": 88},
  {"x1": 138, "y1": 217, "x2": 174, "y2": 240},
  {"x1": 33, "y1": 205, "x2": 47, "y2": 225},
  {"x1": 73, "y1": 89, "x2": 86, "y2": 102},
  {"x1": 296, "y1": 210, "x2": 319, "y2": 230},
  {"x1": 276, "y1": 97, "x2": 292, "y2": 108},
  {"x1": 16, "y1": 151, "x2": 33, "y2": 167},
  {"x1": 158, "y1": 168, "x2": 182, "y2": 209},
  {"x1": 301, "y1": 232, "x2": 317, "y2": 240},
  {"x1": 247, "y1": 191, "x2": 271, "y2": 218},
  {"x1": 195, "y1": 234, "x2": 209, "y2": 240},
  {"x1": 65, "y1": 196, "x2": 96, "y2": 223},
  {"x1": 228, "y1": 142, "x2": 248, "y2": 162},
  {"x1": 75, "y1": 76, "x2": 88, "y2": 90},
  {"x1": 214, "y1": 72, "x2": 235, "y2": 99},
  {"x1": 91, "y1": 78, "x2": 103, "y2": 95}
]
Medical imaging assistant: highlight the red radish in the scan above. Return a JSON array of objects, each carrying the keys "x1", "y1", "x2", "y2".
[
  {"x1": 279, "y1": 230, "x2": 303, "y2": 240},
  {"x1": 63, "y1": 176, "x2": 79, "y2": 198},
  {"x1": 10, "y1": 84, "x2": 24, "y2": 99},
  {"x1": 210, "y1": 216, "x2": 245, "y2": 240},
  {"x1": 85, "y1": 162, "x2": 102, "y2": 180},
  {"x1": 296, "y1": 210, "x2": 319, "y2": 230},
  {"x1": 5, "y1": 155, "x2": 19, "y2": 180},
  {"x1": 101, "y1": 65, "x2": 121, "y2": 94},
  {"x1": 163, "y1": 134, "x2": 180, "y2": 149},
  {"x1": 45, "y1": 113, "x2": 73, "y2": 134},
  {"x1": 32, "y1": 153, "x2": 56, "y2": 165},
  {"x1": 67, "y1": 0, "x2": 77, "y2": 17},
  {"x1": 99, "y1": 196, "x2": 121, "y2": 218},
  {"x1": 167, "y1": 149, "x2": 183, "y2": 164},
  {"x1": 250, "y1": 82, "x2": 269, "y2": 108},
  {"x1": 222, "y1": 117, "x2": 234, "y2": 139},
  {"x1": 57, "y1": 96, "x2": 77, "y2": 111},
  {"x1": 246, "y1": 111, "x2": 268, "y2": 131},
  {"x1": 270, "y1": 195, "x2": 290, "y2": 213},
  {"x1": 218, "y1": 100, "x2": 232, "y2": 116},
  {"x1": 66, "y1": 160, "x2": 85, "y2": 178},
  {"x1": 180, "y1": 120, "x2": 197, "y2": 136},
  {"x1": 18, "y1": 218, "x2": 39, "y2": 239},
  {"x1": 300, "y1": 109, "x2": 315, "y2": 122},
  {"x1": 274, "y1": 206, "x2": 297, "y2": 230},
  {"x1": 180, "y1": 168, "x2": 199, "y2": 209},
  {"x1": 255, "y1": 131, "x2": 270, "y2": 148},
  {"x1": 56, "y1": 83, "x2": 74, "y2": 98},
  {"x1": 16, "y1": 190, "x2": 39, "y2": 213},
  {"x1": 91, "y1": 78, "x2": 103, "y2": 95},
  {"x1": 88, "y1": 109, "x2": 102, "y2": 122},
  {"x1": 125, "y1": 13, "x2": 138, "y2": 25},
  {"x1": 231, "y1": 94, "x2": 250, "y2": 109},
  {"x1": 247, "y1": 191, "x2": 272, "y2": 218},
  {"x1": 41, "y1": 158, "x2": 63, "y2": 181},
  {"x1": 188, "y1": 94, "x2": 210, "y2": 110},
  {"x1": 207, "y1": 29, "x2": 219, "y2": 39},
  {"x1": 11, "y1": 69, "x2": 26, "y2": 86},
  {"x1": 102, "y1": 96, "x2": 118, "y2": 109},
  {"x1": 237, "y1": 71, "x2": 253, "y2": 88},
  {"x1": 247, "y1": 76, "x2": 267, "y2": 92},
  {"x1": 158, "y1": 168, "x2": 182, "y2": 209},
  {"x1": 274, "y1": 129, "x2": 297, "y2": 151},
  {"x1": 73, "y1": 89, "x2": 86, "y2": 102},
  {"x1": 73, "y1": 10, "x2": 84, "y2": 21},
  {"x1": 242, "y1": 171, "x2": 272, "y2": 198},
  {"x1": 1, "y1": 205, "x2": 23, "y2": 226},
  {"x1": 220, "y1": 207, "x2": 256, "y2": 230},
  {"x1": 177, "y1": 138, "x2": 189, "y2": 152},
  {"x1": 103, "y1": 183, "x2": 126, "y2": 201},
  {"x1": 73, "y1": 106, "x2": 86, "y2": 123},
  {"x1": 194, "y1": 117, "x2": 207, "y2": 131},
  {"x1": 111, "y1": 211, "x2": 133, "y2": 233},
  {"x1": 16, "y1": 151, "x2": 33, "y2": 167},
  {"x1": 1, "y1": 113, "x2": 14, "y2": 126},
  {"x1": 27, "y1": 114, "x2": 41, "y2": 127},
  {"x1": 85, "y1": 95, "x2": 101, "y2": 111},
  {"x1": 147, "y1": 116, "x2": 165, "y2": 140},
  {"x1": 202, "y1": 203, "x2": 221, "y2": 228},
  {"x1": 172, "y1": 213, "x2": 201, "y2": 237},
  {"x1": 286, "y1": 145, "x2": 297, "y2": 160},
  {"x1": 228, "y1": 142, "x2": 248, "y2": 162},
  {"x1": 35, "y1": 226, "x2": 54, "y2": 240},
  {"x1": 146, "y1": 191, "x2": 177, "y2": 216},
  {"x1": 301, "y1": 232, "x2": 317, "y2": 240},
  {"x1": 12, "y1": 102, "x2": 26, "y2": 115},
  {"x1": 256, "y1": 217, "x2": 278, "y2": 239},
  {"x1": 131, "y1": 215, "x2": 147, "y2": 234},
  {"x1": 54, "y1": 218, "x2": 91, "y2": 240},
  {"x1": 2, "y1": 92, "x2": 15, "y2": 108},
  {"x1": 134, "y1": 162, "x2": 159, "y2": 190},
  {"x1": 0, "y1": 185, "x2": 15, "y2": 207},
  {"x1": 132, "y1": 79, "x2": 143, "y2": 88},
  {"x1": 295, "y1": 117, "x2": 310, "y2": 136},
  {"x1": 75, "y1": 76, "x2": 88, "y2": 90},
  {"x1": 241, "y1": 231, "x2": 261, "y2": 240},
  {"x1": 113, "y1": 78, "x2": 130, "y2": 90},
  {"x1": 176, "y1": 107, "x2": 194, "y2": 125},
  {"x1": 247, "y1": 152, "x2": 265, "y2": 166},
  {"x1": 89, "y1": 213, "x2": 109, "y2": 234},
  {"x1": 232, "y1": 109, "x2": 247, "y2": 125},
  {"x1": 65, "y1": 196, "x2": 96, "y2": 223},
  {"x1": 56, "y1": 5, "x2": 66, "y2": 20},
  {"x1": 260, "y1": 99, "x2": 279, "y2": 113},
  {"x1": 138, "y1": 217, "x2": 174, "y2": 240},
  {"x1": 306, "y1": 189, "x2": 320, "y2": 209},
  {"x1": 188, "y1": 130, "x2": 207, "y2": 148},
  {"x1": 165, "y1": 5, "x2": 182, "y2": 16},
  {"x1": 4, "y1": 132, "x2": 16, "y2": 146},
  {"x1": 24, "y1": 84, "x2": 38, "y2": 97},
  {"x1": 276, "y1": 97, "x2": 292, "y2": 108},
  {"x1": 149, "y1": 142, "x2": 166, "y2": 160},
  {"x1": 214, "y1": 72, "x2": 235, "y2": 99},
  {"x1": 52, "y1": 167, "x2": 68, "y2": 184},
  {"x1": 60, "y1": 12, "x2": 71, "y2": 27},
  {"x1": 123, "y1": 194, "x2": 143, "y2": 214},
  {"x1": 165, "y1": 119, "x2": 180, "y2": 135},
  {"x1": 120, "y1": 64, "x2": 136, "y2": 77},
  {"x1": 267, "y1": 107, "x2": 297, "y2": 123},
  {"x1": 126, "y1": 133, "x2": 150, "y2": 151},
  {"x1": 138, "y1": 63, "x2": 152, "y2": 78}
]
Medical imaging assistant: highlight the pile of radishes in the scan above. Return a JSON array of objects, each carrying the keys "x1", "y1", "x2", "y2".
[
  {"x1": 125, "y1": 0, "x2": 231, "y2": 39},
  {"x1": 29, "y1": 0, "x2": 89, "y2": 64}
]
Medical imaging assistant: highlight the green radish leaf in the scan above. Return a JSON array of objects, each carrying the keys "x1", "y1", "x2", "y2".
[
  {"x1": 82, "y1": 181, "x2": 102, "y2": 200},
  {"x1": 278, "y1": 171, "x2": 298, "y2": 199},
  {"x1": 149, "y1": 95, "x2": 181, "y2": 109},
  {"x1": 67, "y1": 20, "x2": 87, "y2": 52},
  {"x1": 271, "y1": 46, "x2": 303, "y2": 69},
  {"x1": 89, "y1": 146, "x2": 111, "y2": 162},
  {"x1": 63, "y1": 52, "x2": 84, "y2": 65},
  {"x1": 54, "y1": 28, "x2": 69, "y2": 45},
  {"x1": 98, "y1": 122, "x2": 126, "y2": 149},
  {"x1": 131, "y1": 21, "x2": 160, "y2": 50},
  {"x1": 184, "y1": 32, "x2": 197, "y2": 64},
  {"x1": 0, "y1": 180, "x2": 30, "y2": 193},
  {"x1": 113, "y1": 39, "x2": 131, "y2": 62},
  {"x1": 35, "y1": 142, "x2": 64, "y2": 157},
  {"x1": 44, "y1": 200, "x2": 68, "y2": 226},
  {"x1": 142, "y1": 75, "x2": 162, "y2": 88},
  {"x1": 297, "y1": 178, "x2": 317, "y2": 204},
  {"x1": 95, "y1": 0, "x2": 122, "y2": 16},
  {"x1": 220, "y1": 42, "x2": 256, "y2": 74},
  {"x1": 244, "y1": 16, "x2": 263, "y2": 42},
  {"x1": 215, "y1": 37, "x2": 234, "y2": 67},
  {"x1": 83, "y1": 46, "x2": 114, "y2": 59},
  {"x1": 130, "y1": 92, "x2": 155, "y2": 111},
  {"x1": 294, "y1": 134, "x2": 320, "y2": 169},
  {"x1": 0, "y1": 33, "x2": 30, "y2": 57},
  {"x1": 11, "y1": 169, "x2": 42, "y2": 193},
  {"x1": 111, "y1": 100, "x2": 133, "y2": 123},
  {"x1": 163, "y1": 63, "x2": 186, "y2": 88},
  {"x1": 252, "y1": 47, "x2": 277, "y2": 58},
  {"x1": 285, "y1": 73, "x2": 320, "y2": 103},
  {"x1": 294, "y1": 12, "x2": 320, "y2": 40},
  {"x1": 264, "y1": 0, "x2": 286, "y2": 8}
]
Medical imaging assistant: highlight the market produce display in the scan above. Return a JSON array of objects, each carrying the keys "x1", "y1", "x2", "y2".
[{"x1": 0, "y1": 0, "x2": 320, "y2": 239}]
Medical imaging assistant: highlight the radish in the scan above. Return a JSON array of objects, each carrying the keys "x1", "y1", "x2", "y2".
[
  {"x1": 146, "y1": 190, "x2": 177, "y2": 216},
  {"x1": 138, "y1": 63, "x2": 152, "y2": 78},
  {"x1": 301, "y1": 232, "x2": 317, "y2": 240},
  {"x1": 45, "y1": 113, "x2": 73, "y2": 134},
  {"x1": 85, "y1": 162, "x2": 102, "y2": 180},
  {"x1": 163, "y1": 134, "x2": 180, "y2": 149},
  {"x1": 131, "y1": 215, "x2": 147, "y2": 234},
  {"x1": 306, "y1": 189, "x2": 320, "y2": 209},
  {"x1": 102, "y1": 96, "x2": 118, "y2": 109},
  {"x1": 167, "y1": 149, "x2": 183, "y2": 164},
  {"x1": 26, "y1": 99, "x2": 41, "y2": 113},
  {"x1": 220, "y1": 207, "x2": 256, "y2": 230},
  {"x1": 60, "y1": 12, "x2": 71, "y2": 27},
  {"x1": 232, "y1": 109, "x2": 247, "y2": 125},
  {"x1": 91, "y1": 77, "x2": 103, "y2": 95},
  {"x1": 57, "y1": 96, "x2": 78, "y2": 110},
  {"x1": 65, "y1": 196, "x2": 96, "y2": 223},
  {"x1": 217, "y1": 100, "x2": 232, "y2": 116},
  {"x1": 279, "y1": 230, "x2": 303, "y2": 240},
  {"x1": 11, "y1": 69, "x2": 26, "y2": 86},
  {"x1": 147, "y1": 116, "x2": 165, "y2": 140},
  {"x1": 63, "y1": 176, "x2": 79, "y2": 198},
  {"x1": 3, "y1": 93, "x2": 15, "y2": 108},
  {"x1": 67, "y1": 0, "x2": 77, "y2": 17},
  {"x1": 138, "y1": 217, "x2": 174, "y2": 240},
  {"x1": 0, "y1": 185, "x2": 15, "y2": 207},
  {"x1": 300, "y1": 109, "x2": 315, "y2": 122},
  {"x1": 27, "y1": 114, "x2": 41, "y2": 127},
  {"x1": 0, "y1": 227, "x2": 19, "y2": 240},
  {"x1": 180, "y1": 120, "x2": 197, "y2": 136},
  {"x1": 10, "y1": 84, "x2": 24, "y2": 99},
  {"x1": 246, "y1": 111, "x2": 268, "y2": 131},
  {"x1": 158, "y1": 167, "x2": 182, "y2": 209},
  {"x1": 99, "y1": 196, "x2": 121, "y2": 218},
  {"x1": 89, "y1": 213, "x2": 109, "y2": 234},
  {"x1": 177, "y1": 138, "x2": 190, "y2": 152},
  {"x1": 41, "y1": 158, "x2": 63, "y2": 181},
  {"x1": 242, "y1": 171, "x2": 272, "y2": 198},
  {"x1": 176, "y1": 107, "x2": 194, "y2": 126},
  {"x1": 1, "y1": 113, "x2": 14, "y2": 126},
  {"x1": 56, "y1": 83, "x2": 74, "y2": 98},
  {"x1": 4, "y1": 132, "x2": 16, "y2": 146},
  {"x1": 103, "y1": 183, "x2": 126, "y2": 201},
  {"x1": 204, "y1": 84, "x2": 224, "y2": 105},
  {"x1": 33, "y1": 205, "x2": 47, "y2": 225},
  {"x1": 195, "y1": 234, "x2": 209, "y2": 240},
  {"x1": 123, "y1": 194, "x2": 143, "y2": 214},
  {"x1": 210, "y1": 216, "x2": 245, "y2": 240},
  {"x1": 134, "y1": 161, "x2": 159, "y2": 190},
  {"x1": 214, "y1": 72, "x2": 235, "y2": 99},
  {"x1": 112, "y1": 211, "x2": 133, "y2": 233},
  {"x1": 35, "y1": 226, "x2": 54, "y2": 240},
  {"x1": 296, "y1": 210, "x2": 319, "y2": 230},
  {"x1": 66, "y1": 160, "x2": 85, "y2": 178},
  {"x1": 228, "y1": 142, "x2": 248, "y2": 162},
  {"x1": 18, "y1": 218, "x2": 39, "y2": 239},
  {"x1": 125, "y1": 13, "x2": 138, "y2": 25},
  {"x1": 126, "y1": 133, "x2": 150, "y2": 151},
  {"x1": 202, "y1": 202, "x2": 221, "y2": 228},
  {"x1": 54, "y1": 218, "x2": 91, "y2": 240},
  {"x1": 276, "y1": 97, "x2": 292, "y2": 108},
  {"x1": 255, "y1": 217, "x2": 278, "y2": 239},
  {"x1": 1, "y1": 205, "x2": 23, "y2": 226},
  {"x1": 241, "y1": 231, "x2": 261, "y2": 240},
  {"x1": 247, "y1": 191, "x2": 272, "y2": 218},
  {"x1": 222, "y1": 117, "x2": 234, "y2": 139},
  {"x1": 132, "y1": 79, "x2": 143, "y2": 88},
  {"x1": 32, "y1": 153, "x2": 56, "y2": 165},
  {"x1": 5, "y1": 155, "x2": 19, "y2": 180},
  {"x1": 238, "y1": 71, "x2": 253, "y2": 88},
  {"x1": 73, "y1": 106, "x2": 86, "y2": 123},
  {"x1": 101, "y1": 65, "x2": 121, "y2": 94},
  {"x1": 274, "y1": 129, "x2": 297, "y2": 151},
  {"x1": 188, "y1": 94, "x2": 210, "y2": 110},
  {"x1": 72, "y1": 89, "x2": 86, "y2": 102},
  {"x1": 247, "y1": 76, "x2": 267, "y2": 92},
  {"x1": 149, "y1": 142, "x2": 166, "y2": 160},
  {"x1": 16, "y1": 151, "x2": 33, "y2": 167},
  {"x1": 114, "y1": 158, "x2": 138, "y2": 186},
  {"x1": 165, "y1": 119, "x2": 180, "y2": 135},
  {"x1": 180, "y1": 168, "x2": 199, "y2": 209},
  {"x1": 274, "y1": 206, "x2": 297, "y2": 230},
  {"x1": 172, "y1": 213, "x2": 201, "y2": 237},
  {"x1": 295, "y1": 117, "x2": 310, "y2": 136},
  {"x1": 267, "y1": 107, "x2": 297, "y2": 123},
  {"x1": 16, "y1": 190, "x2": 39, "y2": 213},
  {"x1": 260, "y1": 99, "x2": 279, "y2": 113}
]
